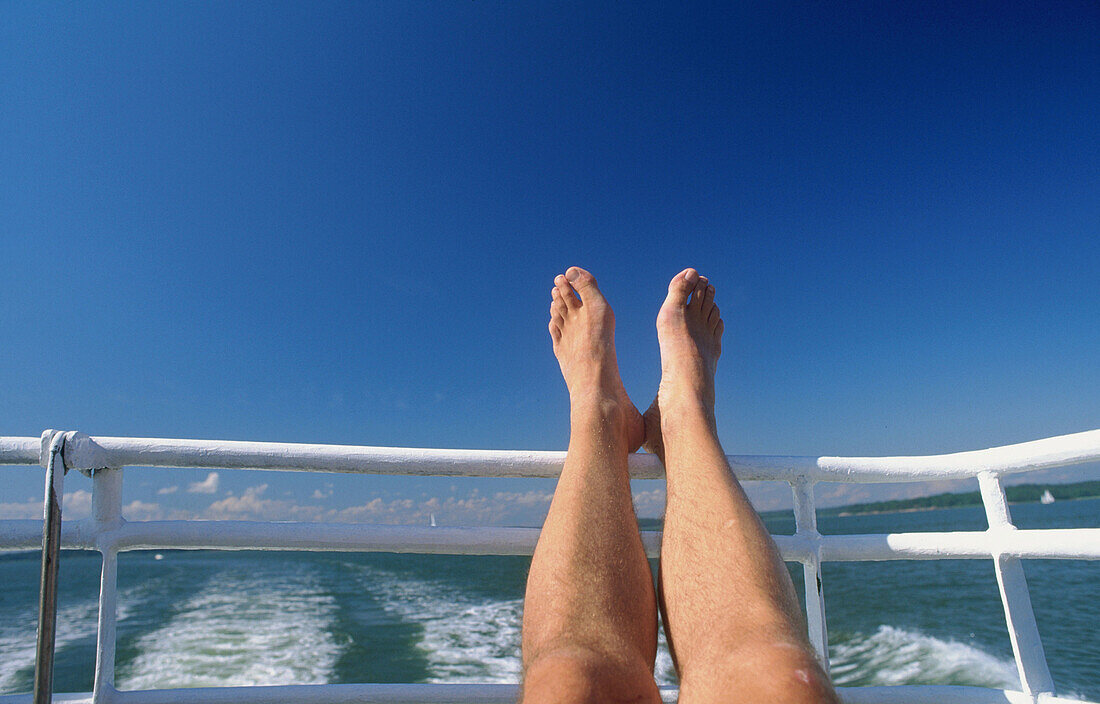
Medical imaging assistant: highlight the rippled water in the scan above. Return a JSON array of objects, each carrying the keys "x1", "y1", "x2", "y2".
[{"x1": 1, "y1": 498, "x2": 1096, "y2": 698}]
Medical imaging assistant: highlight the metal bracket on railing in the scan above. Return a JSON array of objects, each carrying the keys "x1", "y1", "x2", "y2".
[
  {"x1": 34, "y1": 431, "x2": 69, "y2": 704},
  {"x1": 791, "y1": 478, "x2": 829, "y2": 672}
]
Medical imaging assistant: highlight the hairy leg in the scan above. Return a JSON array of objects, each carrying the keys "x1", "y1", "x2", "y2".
[
  {"x1": 646, "y1": 269, "x2": 837, "y2": 704},
  {"x1": 521, "y1": 267, "x2": 661, "y2": 704}
]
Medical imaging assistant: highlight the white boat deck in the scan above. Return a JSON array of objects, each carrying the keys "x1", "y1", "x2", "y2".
[{"x1": 2, "y1": 428, "x2": 1098, "y2": 704}]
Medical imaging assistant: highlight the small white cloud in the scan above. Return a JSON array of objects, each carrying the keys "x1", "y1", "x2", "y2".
[
  {"x1": 157, "y1": 485, "x2": 179, "y2": 495},
  {"x1": 631, "y1": 488, "x2": 667, "y2": 518},
  {"x1": 64, "y1": 490, "x2": 93, "y2": 517},
  {"x1": 0, "y1": 490, "x2": 96, "y2": 520},
  {"x1": 187, "y1": 472, "x2": 220, "y2": 494},
  {"x1": 123, "y1": 500, "x2": 163, "y2": 521},
  {"x1": 0, "y1": 499, "x2": 44, "y2": 520},
  {"x1": 311, "y1": 489, "x2": 331, "y2": 500}
]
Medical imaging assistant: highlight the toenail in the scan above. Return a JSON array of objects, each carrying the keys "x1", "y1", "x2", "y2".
[{"x1": 565, "y1": 268, "x2": 580, "y2": 282}]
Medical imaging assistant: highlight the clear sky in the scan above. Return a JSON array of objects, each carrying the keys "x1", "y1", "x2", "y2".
[{"x1": 2, "y1": 2, "x2": 1098, "y2": 524}]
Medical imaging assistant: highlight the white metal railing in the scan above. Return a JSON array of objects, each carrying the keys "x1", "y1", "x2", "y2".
[{"x1": 1, "y1": 428, "x2": 1099, "y2": 704}]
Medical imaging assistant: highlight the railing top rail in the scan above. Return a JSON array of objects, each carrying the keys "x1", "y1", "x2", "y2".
[{"x1": 1, "y1": 428, "x2": 1098, "y2": 482}]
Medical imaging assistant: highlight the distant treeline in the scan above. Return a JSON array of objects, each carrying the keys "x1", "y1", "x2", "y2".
[
  {"x1": 634, "y1": 481, "x2": 1100, "y2": 527},
  {"x1": 817, "y1": 480, "x2": 1100, "y2": 516}
]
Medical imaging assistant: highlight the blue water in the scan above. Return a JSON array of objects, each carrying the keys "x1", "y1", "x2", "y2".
[{"x1": 1, "y1": 498, "x2": 1097, "y2": 698}]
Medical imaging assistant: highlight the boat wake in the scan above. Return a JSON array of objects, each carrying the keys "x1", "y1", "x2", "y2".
[
  {"x1": 345, "y1": 563, "x2": 1023, "y2": 690},
  {"x1": 829, "y1": 625, "x2": 1018, "y2": 688},
  {"x1": 116, "y1": 566, "x2": 341, "y2": 689},
  {"x1": 0, "y1": 557, "x2": 1059, "y2": 696}
]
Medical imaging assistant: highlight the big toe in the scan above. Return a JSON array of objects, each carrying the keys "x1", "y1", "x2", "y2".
[
  {"x1": 664, "y1": 268, "x2": 700, "y2": 306},
  {"x1": 564, "y1": 266, "x2": 604, "y2": 303}
]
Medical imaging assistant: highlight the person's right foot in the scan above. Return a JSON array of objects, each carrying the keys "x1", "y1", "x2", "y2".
[{"x1": 642, "y1": 268, "x2": 723, "y2": 456}]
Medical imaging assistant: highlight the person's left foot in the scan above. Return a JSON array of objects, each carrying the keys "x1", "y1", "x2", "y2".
[{"x1": 549, "y1": 267, "x2": 645, "y2": 452}]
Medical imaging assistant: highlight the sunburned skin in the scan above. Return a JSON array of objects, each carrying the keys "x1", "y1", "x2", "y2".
[{"x1": 524, "y1": 267, "x2": 838, "y2": 704}]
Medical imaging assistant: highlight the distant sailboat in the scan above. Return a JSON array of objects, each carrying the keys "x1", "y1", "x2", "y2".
[
  {"x1": 1040, "y1": 489, "x2": 1055, "y2": 504},
  {"x1": 430, "y1": 513, "x2": 437, "y2": 527}
]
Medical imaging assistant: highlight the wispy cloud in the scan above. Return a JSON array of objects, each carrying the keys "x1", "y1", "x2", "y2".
[
  {"x1": 156, "y1": 485, "x2": 179, "y2": 495},
  {"x1": 123, "y1": 499, "x2": 170, "y2": 521},
  {"x1": 187, "y1": 472, "x2": 220, "y2": 494},
  {"x1": 192, "y1": 484, "x2": 560, "y2": 525},
  {"x1": 0, "y1": 490, "x2": 93, "y2": 520}
]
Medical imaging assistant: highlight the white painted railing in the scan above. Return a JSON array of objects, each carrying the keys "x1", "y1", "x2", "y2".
[{"x1": 1, "y1": 428, "x2": 1099, "y2": 704}]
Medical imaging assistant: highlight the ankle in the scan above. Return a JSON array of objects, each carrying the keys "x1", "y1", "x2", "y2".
[
  {"x1": 658, "y1": 399, "x2": 717, "y2": 441},
  {"x1": 658, "y1": 392, "x2": 714, "y2": 423},
  {"x1": 570, "y1": 393, "x2": 628, "y2": 428}
]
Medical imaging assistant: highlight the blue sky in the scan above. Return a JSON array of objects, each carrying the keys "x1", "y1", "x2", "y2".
[{"x1": 2, "y1": 2, "x2": 1098, "y2": 524}]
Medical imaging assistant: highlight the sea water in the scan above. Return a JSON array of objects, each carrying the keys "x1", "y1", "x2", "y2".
[{"x1": 1, "y1": 498, "x2": 1097, "y2": 698}]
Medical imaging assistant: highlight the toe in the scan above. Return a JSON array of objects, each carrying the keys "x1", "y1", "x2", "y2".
[
  {"x1": 564, "y1": 267, "x2": 603, "y2": 303},
  {"x1": 701, "y1": 284, "x2": 715, "y2": 314},
  {"x1": 549, "y1": 320, "x2": 562, "y2": 343},
  {"x1": 551, "y1": 288, "x2": 568, "y2": 315},
  {"x1": 665, "y1": 268, "x2": 699, "y2": 306},
  {"x1": 707, "y1": 304, "x2": 721, "y2": 328},
  {"x1": 690, "y1": 276, "x2": 709, "y2": 310},
  {"x1": 714, "y1": 318, "x2": 724, "y2": 339},
  {"x1": 554, "y1": 274, "x2": 580, "y2": 309}
]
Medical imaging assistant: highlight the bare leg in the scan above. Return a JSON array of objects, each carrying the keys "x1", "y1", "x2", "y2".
[
  {"x1": 521, "y1": 267, "x2": 661, "y2": 704},
  {"x1": 644, "y1": 269, "x2": 838, "y2": 703}
]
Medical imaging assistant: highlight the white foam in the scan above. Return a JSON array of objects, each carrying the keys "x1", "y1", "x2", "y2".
[
  {"x1": 828, "y1": 625, "x2": 1019, "y2": 688},
  {"x1": 355, "y1": 564, "x2": 681, "y2": 685},
  {"x1": 655, "y1": 624, "x2": 676, "y2": 684},
  {"x1": 117, "y1": 567, "x2": 342, "y2": 689},
  {"x1": 347, "y1": 566, "x2": 1031, "y2": 692},
  {"x1": 351, "y1": 565, "x2": 523, "y2": 683},
  {"x1": 0, "y1": 595, "x2": 134, "y2": 694}
]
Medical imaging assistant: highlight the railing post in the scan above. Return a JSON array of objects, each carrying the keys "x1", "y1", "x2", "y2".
[
  {"x1": 34, "y1": 432, "x2": 68, "y2": 704},
  {"x1": 92, "y1": 468, "x2": 124, "y2": 704},
  {"x1": 977, "y1": 471, "x2": 1054, "y2": 697},
  {"x1": 791, "y1": 479, "x2": 829, "y2": 672}
]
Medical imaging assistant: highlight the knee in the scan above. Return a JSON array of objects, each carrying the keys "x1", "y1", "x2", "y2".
[
  {"x1": 737, "y1": 644, "x2": 838, "y2": 704},
  {"x1": 772, "y1": 656, "x2": 838, "y2": 704},
  {"x1": 684, "y1": 642, "x2": 838, "y2": 704},
  {"x1": 521, "y1": 647, "x2": 661, "y2": 704}
]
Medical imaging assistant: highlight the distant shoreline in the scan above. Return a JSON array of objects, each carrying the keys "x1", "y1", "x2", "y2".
[
  {"x1": 830, "y1": 494, "x2": 1098, "y2": 517},
  {"x1": 811, "y1": 480, "x2": 1100, "y2": 518},
  {"x1": 633, "y1": 487, "x2": 1100, "y2": 529}
]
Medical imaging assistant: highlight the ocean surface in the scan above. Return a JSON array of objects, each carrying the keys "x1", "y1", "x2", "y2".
[{"x1": 1, "y1": 497, "x2": 1097, "y2": 699}]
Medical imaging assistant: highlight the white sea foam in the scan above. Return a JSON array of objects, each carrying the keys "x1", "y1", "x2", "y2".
[
  {"x1": 352, "y1": 565, "x2": 524, "y2": 683},
  {"x1": 0, "y1": 558, "x2": 1055, "y2": 697},
  {"x1": 0, "y1": 599, "x2": 94, "y2": 692},
  {"x1": 348, "y1": 565, "x2": 1030, "y2": 692},
  {"x1": 0, "y1": 595, "x2": 134, "y2": 694},
  {"x1": 353, "y1": 563, "x2": 686, "y2": 685},
  {"x1": 116, "y1": 568, "x2": 342, "y2": 689},
  {"x1": 829, "y1": 625, "x2": 1019, "y2": 688},
  {"x1": 655, "y1": 623, "x2": 676, "y2": 684}
]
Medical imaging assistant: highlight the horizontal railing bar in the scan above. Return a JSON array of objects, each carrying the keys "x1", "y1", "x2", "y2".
[
  {"x1": 0, "y1": 436, "x2": 40, "y2": 465},
  {"x1": 110, "y1": 521, "x2": 549, "y2": 555},
  {"x1": 117, "y1": 683, "x2": 526, "y2": 704},
  {"x1": 0, "y1": 695, "x2": 92, "y2": 704},
  {"x1": 821, "y1": 528, "x2": 1100, "y2": 561},
  {"x1": 2, "y1": 429, "x2": 1098, "y2": 481},
  {"x1": 839, "y1": 686, "x2": 1086, "y2": 703},
  {"x1": 0, "y1": 521, "x2": 96, "y2": 551},
  {"x1": 4, "y1": 520, "x2": 1098, "y2": 561},
  {"x1": 0, "y1": 684, "x2": 1089, "y2": 704}
]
